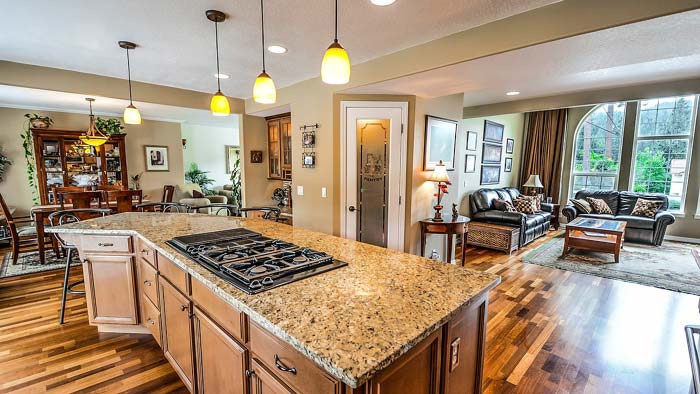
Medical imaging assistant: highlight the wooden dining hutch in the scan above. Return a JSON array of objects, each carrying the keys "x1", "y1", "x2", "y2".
[{"x1": 31, "y1": 129, "x2": 129, "y2": 204}]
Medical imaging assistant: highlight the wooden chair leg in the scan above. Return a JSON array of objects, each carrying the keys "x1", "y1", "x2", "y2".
[{"x1": 11, "y1": 241, "x2": 19, "y2": 265}]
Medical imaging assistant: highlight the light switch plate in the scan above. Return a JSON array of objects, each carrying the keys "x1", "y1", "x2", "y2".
[
  {"x1": 321, "y1": 187, "x2": 327, "y2": 198},
  {"x1": 297, "y1": 186, "x2": 304, "y2": 196}
]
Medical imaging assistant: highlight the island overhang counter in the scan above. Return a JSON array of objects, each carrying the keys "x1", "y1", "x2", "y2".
[{"x1": 49, "y1": 212, "x2": 500, "y2": 394}]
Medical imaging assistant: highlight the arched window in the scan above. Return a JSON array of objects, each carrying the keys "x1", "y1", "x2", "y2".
[{"x1": 570, "y1": 103, "x2": 626, "y2": 195}]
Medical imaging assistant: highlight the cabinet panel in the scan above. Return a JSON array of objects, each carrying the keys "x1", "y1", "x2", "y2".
[
  {"x1": 268, "y1": 119, "x2": 282, "y2": 179},
  {"x1": 193, "y1": 306, "x2": 247, "y2": 394},
  {"x1": 142, "y1": 295, "x2": 162, "y2": 347},
  {"x1": 139, "y1": 258, "x2": 159, "y2": 306},
  {"x1": 251, "y1": 358, "x2": 295, "y2": 394},
  {"x1": 191, "y1": 278, "x2": 245, "y2": 343},
  {"x1": 83, "y1": 254, "x2": 138, "y2": 325},
  {"x1": 160, "y1": 277, "x2": 195, "y2": 393},
  {"x1": 159, "y1": 253, "x2": 189, "y2": 295}
]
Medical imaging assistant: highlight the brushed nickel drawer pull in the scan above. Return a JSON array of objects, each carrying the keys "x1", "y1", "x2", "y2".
[
  {"x1": 97, "y1": 242, "x2": 114, "y2": 247},
  {"x1": 143, "y1": 280, "x2": 152, "y2": 286},
  {"x1": 180, "y1": 305, "x2": 187, "y2": 312},
  {"x1": 141, "y1": 249, "x2": 150, "y2": 254},
  {"x1": 147, "y1": 318, "x2": 155, "y2": 325},
  {"x1": 274, "y1": 354, "x2": 297, "y2": 375}
]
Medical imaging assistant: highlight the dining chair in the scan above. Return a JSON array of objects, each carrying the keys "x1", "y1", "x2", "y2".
[
  {"x1": 58, "y1": 191, "x2": 104, "y2": 209},
  {"x1": 49, "y1": 208, "x2": 111, "y2": 324},
  {"x1": 162, "y1": 185, "x2": 175, "y2": 203},
  {"x1": 239, "y1": 207, "x2": 281, "y2": 222},
  {"x1": 51, "y1": 186, "x2": 86, "y2": 204},
  {"x1": 99, "y1": 184, "x2": 127, "y2": 192},
  {"x1": 106, "y1": 189, "x2": 143, "y2": 213},
  {"x1": 135, "y1": 202, "x2": 190, "y2": 213},
  {"x1": 187, "y1": 204, "x2": 239, "y2": 216},
  {"x1": 0, "y1": 192, "x2": 56, "y2": 265}
]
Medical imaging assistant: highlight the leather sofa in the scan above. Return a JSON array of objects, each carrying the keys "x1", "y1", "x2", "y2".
[
  {"x1": 562, "y1": 190, "x2": 675, "y2": 245},
  {"x1": 469, "y1": 187, "x2": 554, "y2": 247}
]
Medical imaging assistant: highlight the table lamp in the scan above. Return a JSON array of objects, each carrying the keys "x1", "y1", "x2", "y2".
[
  {"x1": 523, "y1": 174, "x2": 544, "y2": 196},
  {"x1": 429, "y1": 160, "x2": 451, "y2": 222}
]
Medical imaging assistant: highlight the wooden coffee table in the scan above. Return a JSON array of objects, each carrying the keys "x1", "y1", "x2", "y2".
[{"x1": 562, "y1": 217, "x2": 626, "y2": 263}]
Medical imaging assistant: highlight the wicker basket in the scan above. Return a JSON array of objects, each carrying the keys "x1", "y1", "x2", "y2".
[{"x1": 467, "y1": 222, "x2": 520, "y2": 254}]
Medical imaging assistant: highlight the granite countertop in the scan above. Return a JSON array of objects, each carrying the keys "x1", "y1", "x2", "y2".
[{"x1": 49, "y1": 212, "x2": 500, "y2": 388}]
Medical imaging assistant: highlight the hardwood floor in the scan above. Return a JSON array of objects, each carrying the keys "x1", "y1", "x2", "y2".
[{"x1": 1, "y1": 232, "x2": 697, "y2": 393}]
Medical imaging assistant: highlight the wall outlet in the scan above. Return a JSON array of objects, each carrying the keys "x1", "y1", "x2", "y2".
[
  {"x1": 297, "y1": 186, "x2": 304, "y2": 196},
  {"x1": 321, "y1": 187, "x2": 327, "y2": 198}
]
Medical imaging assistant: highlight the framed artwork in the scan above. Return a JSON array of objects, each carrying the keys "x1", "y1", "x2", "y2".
[
  {"x1": 480, "y1": 165, "x2": 501, "y2": 185},
  {"x1": 225, "y1": 145, "x2": 241, "y2": 174},
  {"x1": 504, "y1": 157, "x2": 513, "y2": 172},
  {"x1": 303, "y1": 132, "x2": 315, "y2": 148},
  {"x1": 423, "y1": 115, "x2": 458, "y2": 171},
  {"x1": 484, "y1": 120, "x2": 504, "y2": 143},
  {"x1": 466, "y1": 131, "x2": 478, "y2": 151},
  {"x1": 144, "y1": 145, "x2": 169, "y2": 172},
  {"x1": 465, "y1": 154, "x2": 476, "y2": 173},
  {"x1": 250, "y1": 150, "x2": 263, "y2": 163},
  {"x1": 481, "y1": 142, "x2": 502, "y2": 164},
  {"x1": 506, "y1": 138, "x2": 515, "y2": 154},
  {"x1": 302, "y1": 152, "x2": 316, "y2": 168}
]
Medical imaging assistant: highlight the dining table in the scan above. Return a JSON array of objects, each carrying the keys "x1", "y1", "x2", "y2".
[{"x1": 30, "y1": 199, "x2": 148, "y2": 264}]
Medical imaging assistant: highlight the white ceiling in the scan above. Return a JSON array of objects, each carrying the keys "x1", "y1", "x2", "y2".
[
  {"x1": 342, "y1": 10, "x2": 700, "y2": 108},
  {"x1": 0, "y1": 85, "x2": 240, "y2": 128},
  {"x1": 0, "y1": 0, "x2": 558, "y2": 99}
]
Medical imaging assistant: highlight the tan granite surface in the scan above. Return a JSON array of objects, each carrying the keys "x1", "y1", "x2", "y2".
[{"x1": 49, "y1": 212, "x2": 500, "y2": 388}]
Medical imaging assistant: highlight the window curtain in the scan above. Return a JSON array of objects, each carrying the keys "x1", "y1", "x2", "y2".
[{"x1": 520, "y1": 109, "x2": 568, "y2": 200}]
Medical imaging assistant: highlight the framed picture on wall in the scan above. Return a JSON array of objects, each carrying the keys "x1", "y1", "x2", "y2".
[
  {"x1": 481, "y1": 142, "x2": 502, "y2": 164},
  {"x1": 480, "y1": 165, "x2": 501, "y2": 185},
  {"x1": 423, "y1": 115, "x2": 458, "y2": 171},
  {"x1": 225, "y1": 145, "x2": 241, "y2": 174},
  {"x1": 144, "y1": 145, "x2": 169, "y2": 172},
  {"x1": 466, "y1": 131, "x2": 478, "y2": 151},
  {"x1": 250, "y1": 150, "x2": 263, "y2": 163},
  {"x1": 484, "y1": 120, "x2": 504, "y2": 143},
  {"x1": 506, "y1": 138, "x2": 515, "y2": 154},
  {"x1": 504, "y1": 157, "x2": 513, "y2": 172},
  {"x1": 465, "y1": 154, "x2": 476, "y2": 173}
]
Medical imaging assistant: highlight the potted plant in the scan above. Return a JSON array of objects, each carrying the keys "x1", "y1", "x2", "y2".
[
  {"x1": 25, "y1": 113, "x2": 53, "y2": 129},
  {"x1": 95, "y1": 117, "x2": 125, "y2": 135},
  {"x1": 0, "y1": 147, "x2": 11, "y2": 183},
  {"x1": 185, "y1": 163, "x2": 215, "y2": 195}
]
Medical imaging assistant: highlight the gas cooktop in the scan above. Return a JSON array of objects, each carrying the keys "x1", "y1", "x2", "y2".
[{"x1": 166, "y1": 228, "x2": 347, "y2": 294}]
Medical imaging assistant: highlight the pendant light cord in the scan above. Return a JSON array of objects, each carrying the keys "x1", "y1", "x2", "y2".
[
  {"x1": 215, "y1": 20, "x2": 221, "y2": 91},
  {"x1": 334, "y1": 0, "x2": 338, "y2": 42},
  {"x1": 125, "y1": 48, "x2": 134, "y2": 105},
  {"x1": 260, "y1": 0, "x2": 266, "y2": 72}
]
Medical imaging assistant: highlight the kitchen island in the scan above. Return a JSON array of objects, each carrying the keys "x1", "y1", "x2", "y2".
[{"x1": 50, "y1": 213, "x2": 500, "y2": 394}]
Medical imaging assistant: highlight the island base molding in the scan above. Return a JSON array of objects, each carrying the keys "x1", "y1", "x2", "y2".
[{"x1": 68, "y1": 232, "x2": 492, "y2": 394}]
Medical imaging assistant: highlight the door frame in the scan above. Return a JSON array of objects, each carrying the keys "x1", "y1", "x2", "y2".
[{"x1": 340, "y1": 101, "x2": 409, "y2": 251}]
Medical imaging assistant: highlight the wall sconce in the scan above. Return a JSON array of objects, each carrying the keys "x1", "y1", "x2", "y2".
[{"x1": 182, "y1": 139, "x2": 187, "y2": 149}]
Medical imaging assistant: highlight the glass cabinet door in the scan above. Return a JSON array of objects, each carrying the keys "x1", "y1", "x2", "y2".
[
  {"x1": 268, "y1": 119, "x2": 281, "y2": 178},
  {"x1": 63, "y1": 139, "x2": 101, "y2": 188},
  {"x1": 102, "y1": 142, "x2": 123, "y2": 186},
  {"x1": 281, "y1": 117, "x2": 292, "y2": 169},
  {"x1": 41, "y1": 139, "x2": 64, "y2": 203}
]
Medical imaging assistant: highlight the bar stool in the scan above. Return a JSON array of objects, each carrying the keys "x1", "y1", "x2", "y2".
[{"x1": 49, "y1": 208, "x2": 111, "y2": 324}]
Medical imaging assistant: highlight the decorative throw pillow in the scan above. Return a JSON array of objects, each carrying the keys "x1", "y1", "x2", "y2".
[
  {"x1": 569, "y1": 198, "x2": 592, "y2": 214},
  {"x1": 586, "y1": 197, "x2": 613, "y2": 214},
  {"x1": 513, "y1": 196, "x2": 537, "y2": 214},
  {"x1": 630, "y1": 198, "x2": 662, "y2": 218},
  {"x1": 493, "y1": 199, "x2": 517, "y2": 212},
  {"x1": 192, "y1": 189, "x2": 205, "y2": 198}
]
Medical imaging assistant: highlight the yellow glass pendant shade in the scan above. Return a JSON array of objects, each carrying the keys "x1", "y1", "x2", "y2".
[
  {"x1": 123, "y1": 104, "x2": 142, "y2": 125},
  {"x1": 210, "y1": 90, "x2": 231, "y2": 116},
  {"x1": 321, "y1": 41, "x2": 350, "y2": 85},
  {"x1": 253, "y1": 72, "x2": 277, "y2": 104},
  {"x1": 79, "y1": 135, "x2": 108, "y2": 147}
]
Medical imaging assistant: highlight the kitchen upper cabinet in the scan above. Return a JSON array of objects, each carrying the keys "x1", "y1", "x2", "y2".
[
  {"x1": 193, "y1": 306, "x2": 248, "y2": 394},
  {"x1": 250, "y1": 359, "x2": 295, "y2": 394},
  {"x1": 267, "y1": 115, "x2": 292, "y2": 180},
  {"x1": 82, "y1": 254, "x2": 138, "y2": 325},
  {"x1": 160, "y1": 276, "x2": 195, "y2": 393}
]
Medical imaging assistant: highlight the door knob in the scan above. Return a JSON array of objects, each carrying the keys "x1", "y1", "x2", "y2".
[{"x1": 348, "y1": 206, "x2": 357, "y2": 212}]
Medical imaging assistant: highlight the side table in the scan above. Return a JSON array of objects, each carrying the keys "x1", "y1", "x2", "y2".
[
  {"x1": 550, "y1": 203, "x2": 561, "y2": 230},
  {"x1": 419, "y1": 216, "x2": 470, "y2": 266}
]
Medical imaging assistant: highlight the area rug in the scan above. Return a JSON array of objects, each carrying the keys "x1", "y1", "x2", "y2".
[
  {"x1": 1, "y1": 251, "x2": 79, "y2": 279},
  {"x1": 522, "y1": 235, "x2": 700, "y2": 295}
]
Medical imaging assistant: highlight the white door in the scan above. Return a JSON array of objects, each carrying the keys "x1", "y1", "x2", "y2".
[{"x1": 340, "y1": 101, "x2": 408, "y2": 251}]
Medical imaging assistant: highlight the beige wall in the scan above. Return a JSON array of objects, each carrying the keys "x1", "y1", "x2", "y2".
[
  {"x1": 181, "y1": 122, "x2": 240, "y2": 189},
  {"x1": 0, "y1": 107, "x2": 184, "y2": 215},
  {"x1": 240, "y1": 115, "x2": 283, "y2": 208}
]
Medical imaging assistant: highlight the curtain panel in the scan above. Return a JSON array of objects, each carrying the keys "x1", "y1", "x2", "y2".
[{"x1": 520, "y1": 109, "x2": 568, "y2": 200}]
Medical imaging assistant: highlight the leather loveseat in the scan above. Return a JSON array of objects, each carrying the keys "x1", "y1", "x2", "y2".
[
  {"x1": 562, "y1": 190, "x2": 675, "y2": 245},
  {"x1": 469, "y1": 187, "x2": 554, "y2": 247}
]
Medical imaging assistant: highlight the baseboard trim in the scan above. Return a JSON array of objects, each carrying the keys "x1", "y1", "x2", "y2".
[{"x1": 665, "y1": 235, "x2": 700, "y2": 244}]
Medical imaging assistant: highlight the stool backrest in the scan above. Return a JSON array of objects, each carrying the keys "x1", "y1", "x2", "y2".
[{"x1": 58, "y1": 191, "x2": 104, "y2": 209}]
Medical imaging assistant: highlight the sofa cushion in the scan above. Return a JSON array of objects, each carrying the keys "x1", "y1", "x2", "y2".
[
  {"x1": 472, "y1": 189, "x2": 501, "y2": 212},
  {"x1": 174, "y1": 184, "x2": 203, "y2": 201},
  {"x1": 618, "y1": 192, "x2": 668, "y2": 215},
  {"x1": 615, "y1": 215, "x2": 655, "y2": 230},
  {"x1": 575, "y1": 190, "x2": 619, "y2": 214},
  {"x1": 586, "y1": 197, "x2": 613, "y2": 214},
  {"x1": 569, "y1": 198, "x2": 592, "y2": 214},
  {"x1": 579, "y1": 213, "x2": 616, "y2": 220},
  {"x1": 630, "y1": 198, "x2": 663, "y2": 218},
  {"x1": 525, "y1": 212, "x2": 551, "y2": 227},
  {"x1": 493, "y1": 198, "x2": 516, "y2": 212}
]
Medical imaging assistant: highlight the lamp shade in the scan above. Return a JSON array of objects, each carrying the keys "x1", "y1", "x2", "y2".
[
  {"x1": 210, "y1": 91, "x2": 231, "y2": 116},
  {"x1": 523, "y1": 174, "x2": 544, "y2": 188},
  {"x1": 253, "y1": 72, "x2": 277, "y2": 104},
  {"x1": 321, "y1": 41, "x2": 350, "y2": 85},
  {"x1": 123, "y1": 104, "x2": 142, "y2": 125},
  {"x1": 429, "y1": 160, "x2": 450, "y2": 183}
]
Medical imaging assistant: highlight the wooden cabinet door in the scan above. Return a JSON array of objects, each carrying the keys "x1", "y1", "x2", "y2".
[
  {"x1": 193, "y1": 307, "x2": 247, "y2": 394},
  {"x1": 251, "y1": 359, "x2": 295, "y2": 394},
  {"x1": 160, "y1": 277, "x2": 195, "y2": 393},
  {"x1": 267, "y1": 119, "x2": 282, "y2": 179},
  {"x1": 82, "y1": 254, "x2": 138, "y2": 325},
  {"x1": 281, "y1": 117, "x2": 292, "y2": 169}
]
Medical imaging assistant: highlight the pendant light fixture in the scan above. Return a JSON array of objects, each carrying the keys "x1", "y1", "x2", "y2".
[
  {"x1": 321, "y1": 0, "x2": 350, "y2": 85},
  {"x1": 253, "y1": 0, "x2": 276, "y2": 104},
  {"x1": 118, "y1": 41, "x2": 142, "y2": 125},
  {"x1": 80, "y1": 98, "x2": 108, "y2": 147},
  {"x1": 206, "y1": 10, "x2": 231, "y2": 116}
]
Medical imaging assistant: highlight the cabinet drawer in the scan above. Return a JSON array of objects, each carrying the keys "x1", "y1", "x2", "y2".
[
  {"x1": 159, "y1": 254, "x2": 189, "y2": 295},
  {"x1": 82, "y1": 235, "x2": 132, "y2": 254},
  {"x1": 139, "y1": 258, "x2": 159, "y2": 307},
  {"x1": 139, "y1": 239, "x2": 157, "y2": 268},
  {"x1": 142, "y1": 295, "x2": 161, "y2": 347},
  {"x1": 191, "y1": 278, "x2": 245, "y2": 343},
  {"x1": 249, "y1": 322, "x2": 340, "y2": 394}
]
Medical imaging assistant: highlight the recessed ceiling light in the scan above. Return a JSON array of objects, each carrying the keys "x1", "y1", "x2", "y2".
[
  {"x1": 371, "y1": 0, "x2": 396, "y2": 5},
  {"x1": 215, "y1": 73, "x2": 230, "y2": 79},
  {"x1": 506, "y1": 91, "x2": 520, "y2": 96},
  {"x1": 267, "y1": 45, "x2": 287, "y2": 54}
]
